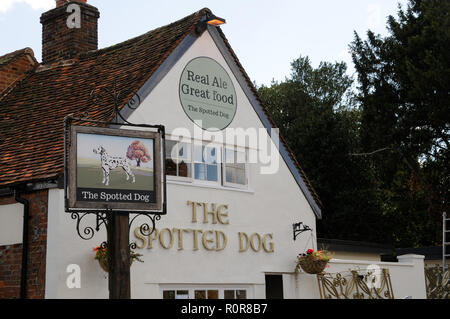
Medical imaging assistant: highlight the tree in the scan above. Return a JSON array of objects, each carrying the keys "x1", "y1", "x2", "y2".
[
  {"x1": 350, "y1": 0, "x2": 449, "y2": 247},
  {"x1": 127, "y1": 140, "x2": 151, "y2": 167},
  {"x1": 258, "y1": 56, "x2": 389, "y2": 244}
]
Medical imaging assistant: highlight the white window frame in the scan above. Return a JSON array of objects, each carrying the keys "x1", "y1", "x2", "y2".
[
  {"x1": 160, "y1": 284, "x2": 251, "y2": 299},
  {"x1": 165, "y1": 135, "x2": 193, "y2": 183},
  {"x1": 192, "y1": 141, "x2": 222, "y2": 187},
  {"x1": 164, "y1": 137, "x2": 251, "y2": 192}
]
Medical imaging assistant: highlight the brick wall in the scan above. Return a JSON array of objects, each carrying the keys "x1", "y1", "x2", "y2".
[
  {"x1": 40, "y1": 2, "x2": 99, "y2": 64},
  {"x1": 0, "y1": 190, "x2": 48, "y2": 299},
  {"x1": 0, "y1": 53, "x2": 36, "y2": 95}
]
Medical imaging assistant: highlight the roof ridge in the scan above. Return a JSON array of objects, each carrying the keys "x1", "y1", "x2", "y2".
[
  {"x1": 80, "y1": 8, "x2": 211, "y2": 60},
  {"x1": 0, "y1": 47, "x2": 35, "y2": 67}
]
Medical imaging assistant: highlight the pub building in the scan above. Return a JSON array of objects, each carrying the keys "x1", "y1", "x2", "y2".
[{"x1": 0, "y1": 0, "x2": 322, "y2": 299}]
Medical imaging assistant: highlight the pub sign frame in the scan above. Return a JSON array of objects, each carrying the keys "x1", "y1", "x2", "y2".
[{"x1": 66, "y1": 125, "x2": 164, "y2": 213}]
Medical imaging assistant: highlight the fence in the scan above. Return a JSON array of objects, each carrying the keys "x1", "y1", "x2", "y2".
[
  {"x1": 425, "y1": 265, "x2": 449, "y2": 299},
  {"x1": 294, "y1": 254, "x2": 427, "y2": 299},
  {"x1": 317, "y1": 268, "x2": 394, "y2": 299}
]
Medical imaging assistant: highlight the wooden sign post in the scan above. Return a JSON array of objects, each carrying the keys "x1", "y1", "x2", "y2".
[{"x1": 107, "y1": 212, "x2": 131, "y2": 299}]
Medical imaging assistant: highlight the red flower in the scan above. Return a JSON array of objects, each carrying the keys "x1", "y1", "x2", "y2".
[{"x1": 306, "y1": 249, "x2": 314, "y2": 254}]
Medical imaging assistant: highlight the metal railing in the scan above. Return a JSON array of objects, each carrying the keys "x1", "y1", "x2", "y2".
[
  {"x1": 317, "y1": 268, "x2": 394, "y2": 299},
  {"x1": 425, "y1": 265, "x2": 449, "y2": 299}
]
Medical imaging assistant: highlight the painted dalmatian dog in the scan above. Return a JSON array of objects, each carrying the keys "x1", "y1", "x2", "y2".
[{"x1": 93, "y1": 146, "x2": 135, "y2": 186}]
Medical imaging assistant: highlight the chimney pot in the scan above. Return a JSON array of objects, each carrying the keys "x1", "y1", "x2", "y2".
[{"x1": 56, "y1": 0, "x2": 87, "y2": 8}]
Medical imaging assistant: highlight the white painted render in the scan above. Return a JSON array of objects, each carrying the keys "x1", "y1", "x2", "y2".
[{"x1": 0, "y1": 203, "x2": 23, "y2": 246}]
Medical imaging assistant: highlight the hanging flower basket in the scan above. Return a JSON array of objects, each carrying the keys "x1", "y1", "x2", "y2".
[
  {"x1": 295, "y1": 249, "x2": 333, "y2": 275},
  {"x1": 98, "y1": 256, "x2": 109, "y2": 272},
  {"x1": 93, "y1": 244, "x2": 143, "y2": 273},
  {"x1": 297, "y1": 259, "x2": 328, "y2": 274}
]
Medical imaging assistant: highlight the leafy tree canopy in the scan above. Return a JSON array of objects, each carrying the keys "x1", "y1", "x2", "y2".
[
  {"x1": 258, "y1": 57, "x2": 390, "y2": 244},
  {"x1": 258, "y1": 0, "x2": 448, "y2": 247},
  {"x1": 350, "y1": 0, "x2": 449, "y2": 247}
]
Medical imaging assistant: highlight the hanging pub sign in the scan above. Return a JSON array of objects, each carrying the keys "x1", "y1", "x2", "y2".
[
  {"x1": 179, "y1": 57, "x2": 237, "y2": 131},
  {"x1": 66, "y1": 126, "x2": 163, "y2": 212}
]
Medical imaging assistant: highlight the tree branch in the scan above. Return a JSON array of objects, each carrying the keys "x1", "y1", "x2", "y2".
[{"x1": 349, "y1": 147, "x2": 391, "y2": 156}]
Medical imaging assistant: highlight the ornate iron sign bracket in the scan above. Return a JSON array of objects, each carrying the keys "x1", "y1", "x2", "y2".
[
  {"x1": 293, "y1": 222, "x2": 312, "y2": 241},
  {"x1": 63, "y1": 81, "x2": 167, "y2": 242}
]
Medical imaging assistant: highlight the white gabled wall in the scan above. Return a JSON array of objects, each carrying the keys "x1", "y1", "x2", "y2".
[
  {"x1": 45, "y1": 30, "x2": 317, "y2": 299},
  {"x1": 126, "y1": 30, "x2": 317, "y2": 298}
]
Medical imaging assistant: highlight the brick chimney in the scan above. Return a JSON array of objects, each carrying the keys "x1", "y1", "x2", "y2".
[{"x1": 40, "y1": 0, "x2": 99, "y2": 64}]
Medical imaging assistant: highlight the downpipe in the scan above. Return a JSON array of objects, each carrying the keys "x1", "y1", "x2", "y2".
[{"x1": 14, "y1": 189, "x2": 29, "y2": 299}]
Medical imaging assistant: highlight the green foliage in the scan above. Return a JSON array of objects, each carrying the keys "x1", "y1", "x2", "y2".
[
  {"x1": 258, "y1": 0, "x2": 448, "y2": 248},
  {"x1": 258, "y1": 56, "x2": 389, "y2": 244},
  {"x1": 350, "y1": 0, "x2": 449, "y2": 247},
  {"x1": 93, "y1": 245, "x2": 144, "y2": 263}
]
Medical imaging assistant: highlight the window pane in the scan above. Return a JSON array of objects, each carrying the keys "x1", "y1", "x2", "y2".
[
  {"x1": 236, "y1": 290, "x2": 247, "y2": 299},
  {"x1": 165, "y1": 158, "x2": 177, "y2": 176},
  {"x1": 206, "y1": 164, "x2": 218, "y2": 181},
  {"x1": 236, "y1": 150, "x2": 246, "y2": 164},
  {"x1": 205, "y1": 147, "x2": 217, "y2": 164},
  {"x1": 224, "y1": 148, "x2": 247, "y2": 186},
  {"x1": 207, "y1": 290, "x2": 219, "y2": 299},
  {"x1": 226, "y1": 167, "x2": 233, "y2": 183},
  {"x1": 165, "y1": 140, "x2": 177, "y2": 158},
  {"x1": 225, "y1": 166, "x2": 246, "y2": 185},
  {"x1": 235, "y1": 168, "x2": 246, "y2": 185},
  {"x1": 176, "y1": 290, "x2": 189, "y2": 299},
  {"x1": 224, "y1": 290, "x2": 235, "y2": 299},
  {"x1": 225, "y1": 148, "x2": 234, "y2": 163},
  {"x1": 195, "y1": 290, "x2": 206, "y2": 299},
  {"x1": 163, "y1": 290, "x2": 175, "y2": 299},
  {"x1": 225, "y1": 149, "x2": 245, "y2": 164},
  {"x1": 194, "y1": 163, "x2": 206, "y2": 180},
  {"x1": 166, "y1": 140, "x2": 192, "y2": 178},
  {"x1": 194, "y1": 145, "x2": 204, "y2": 162},
  {"x1": 179, "y1": 142, "x2": 190, "y2": 159},
  {"x1": 178, "y1": 160, "x2": 191, "y2": 178}
]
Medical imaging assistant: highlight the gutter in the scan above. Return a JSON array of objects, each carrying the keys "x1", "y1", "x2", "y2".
[{"x1": 14, "y1": 189, "x2": 29, "y2": 299}]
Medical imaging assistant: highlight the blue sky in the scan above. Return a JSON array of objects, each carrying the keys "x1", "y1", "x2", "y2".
[{"x1": 0, "y1": 0, "x2": 407, "y2": 86}]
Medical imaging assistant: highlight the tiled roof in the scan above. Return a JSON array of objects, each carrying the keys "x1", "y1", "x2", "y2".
[
  {"x1": 0, "y1": 8, "x2": 207, "y2": 187},
  {"x1": 0, "y1": 7, "x2": 321, "y2": 210},
  {"x1": 0, "y1": 48, "x2": 36, "y2": 67}
]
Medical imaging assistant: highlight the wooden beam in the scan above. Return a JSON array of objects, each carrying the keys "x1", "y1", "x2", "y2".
[{"x1": 107, "y1": 212, "x2": 131, "y2": 299}]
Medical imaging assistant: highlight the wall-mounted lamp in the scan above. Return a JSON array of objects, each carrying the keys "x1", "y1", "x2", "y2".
[
  {"x1": 293, "y1": 222, "x2": 312, "y2": 241},
  {"x1": 195, "y1": 13, "x2": 226, "y2": 35},
  {"x1": 206, "y1": 15, "x2": 226, "y2": 26}
]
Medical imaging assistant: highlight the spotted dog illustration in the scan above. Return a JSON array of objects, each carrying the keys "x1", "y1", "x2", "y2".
[{"x1": 93, "y1": 146, "x2": 135, "y2": 186}]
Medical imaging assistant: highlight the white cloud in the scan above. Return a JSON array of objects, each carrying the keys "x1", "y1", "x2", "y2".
[{"x1": 0, "y1": 0, "x2": 54, "y2": 13}]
